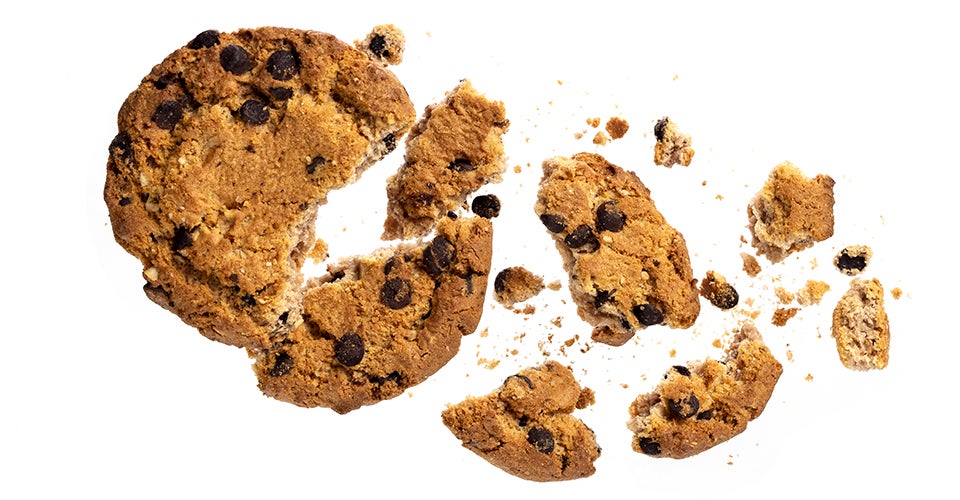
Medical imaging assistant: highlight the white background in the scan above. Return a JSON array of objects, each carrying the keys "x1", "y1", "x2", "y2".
[{"x1": 3, "y1": 1, "x2": 956, "y2": 498}]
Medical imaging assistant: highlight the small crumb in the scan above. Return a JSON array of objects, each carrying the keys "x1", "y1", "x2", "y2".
[
  {"x1": 669, "y1": 348, "x2": 677, "y2": 358},
  {"x1": 308, "y1": 238, "x2": 329, "y2": 263},
  {"x1": 715, "y1": 194, "x2": 724, "y2": 200},
  {"x1": 478, "y1": 358, "x2": 500, "y2": 370},
  {"x1": 513, "y1": 165, "x2": 522, "y2": 174},
  {"x1": 712, "y1": 338, "x2": 722, "y2": 348},
  {"x1": 797, "y1": 280, "x2": 830, "y2": 306},
  {"x1": 891, "y1": 287, "x2": 903, "y2": 299},
  {"x1": 786, "y1": 350, "x2": 794, "y2": 362},
  {"x1": 586, "y1": 117, "x2": 601, "y2": 128},
  {"x1": 478, "y1": 328, "x2": 489, "y2": 338},
  {"x1": 564, "y1": 336, "x2": 577, "y2": 347},
  {"x1": 621, "y1": 383, "x2": 630, "y2": 389},
  {"x1": 805, "y1": 373, "x2": 814, "y2": 382},
  {"x1": 673, "y1": 74, "x2": 679, "y2": 80},
  {"x1": 605, "y1": 117, "x2": 630, "y2": 139},
  {"x1": 494, "y1": 267, "x2": 545, "y2": 307},
  {"x1": 772, "y1": 307, "x2": 800, "y2": 326},
  {"x1": 547, "y1": 280, "x2": 562, "y2": 291},
  {"x1": 592, "y1": 131, "x2": 609, "y2": 145},
  {"x1": 573, "y1": 131, "x2": 584, "y2": 140},
  {"x1": 740, "y1": 252, "x2": 761, "y2": 277},
  {"x1": 834, "y1": 245, "x2": 873, "y2": 276},
  {"x1": 520, "y1": 304, "x2": 536, "y2": 315},
  {"x1": 774, "y1": 287, "x2": 795, "y2": 304},
  {"x1": 551, "y1": 316, "x2": 563, "y2": 328},
  {"x1": 557, "y1": 80, "x2": 564, "y2": 85}
]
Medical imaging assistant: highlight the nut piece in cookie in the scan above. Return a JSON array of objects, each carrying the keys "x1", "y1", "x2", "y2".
[
  {"x1": 535, "y1": 153, "x2": 700, "y2": 346},
  {"x1": 441, "y1": 361, "x2": 600, "y2": 482},
  {"x1": 253, "y1": 217, "x2": 493, "y2": 413},
  {"x1": 355, "y1": 24, "x2": 405, "y2": 65},
  {"x1": 104, "y1": 28, "x2": 417, "y2": 349},
  {"x1": 383, "y1": 80, "x2": 509, "y2": 240},
  {"x1": 493, "y1": 266, "x2": 545, "y2": 307},
  {"x1": 627, "y1": 323, "x2": 783, "y2": 459},
  {"x1": 834, "y1": 245, "x2": 872, "y2": 276},
  {"x1": 831, "y1": 278, "x2": 890, "y2": 370},
  {"x1": 653, "y1": 116, "x2": 694, "y2": 167},
  {"x1": 747, "y1": 161, "x2": 835, "y2": 263}
]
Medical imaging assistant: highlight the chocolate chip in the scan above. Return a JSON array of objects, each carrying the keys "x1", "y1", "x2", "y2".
[
  {"x1": 118, "y1": 197, "x2": 132, "y2": 207},
  {"x1": 596, "y1": 201, "x2": 626, "y2": 232},
  {"x1": 668, "y1": 394, "x2": 700, "y2": 419},
  {"x1": 220, "y1": 44, "x2": 252, "y2": 75},
  {"x1": 494, "y1": 269, "x2": 509, "y2": 293},
  {"x1": 564, "y1": 225, "x2": 599, "y2": 253},
  {"x1": 710, "y1": 283, "x2": 739, "y2": 309},
  {"x1": 471, "y1": 194, "x2": 501, "y2": 219},
  {"x1": 594, "y1": 289, "x2": 614, "y2": 309},
  {"x1": 448, "y1": 158, "x2": 476, "y2": 172},
  {"x1": 370, "y1": 371, "x2": 402, "y2": 385},
  {"x1": 383, "y1": 133, "x2": 397, "y2": 152},
  {"x1": 518, "y1": 415, "x2": 529, "y2": 427},
  {"x1": 278, "y1": 311, "x2": 289, "y2": 323},
  {"x1": 836, "y1": 248, "x2": 868, "y2": 274},
  {"x1": 188, "y1": 30, "x2": 220, "y2": 49},
  {"x1": 153, "y1": 74, "x2": 174, "y2": 90},
  {"x1": 654, "y1": 117, "x2": 669, "y2": 142},
  {"x1": 269, "y1": 352, "x2": 294, "y2": 377},
  {"x1": 539, "y1": 213, "x2": 566, "y2": 233},
  {"x1": 423, "y1": 236, "x2": 454, "y2": 276},
  {"x1": 171, "y1": 225, "x2": 193, "y2": 251},
  {"x1": 632, "y1": 303, "x2": 663, "y2": 326},
  {"x1": 696, "y1": 409, "x2": 714, "y2": 421},
  {"x1": 637, "y1": 437, "x2": 661, "y2": 456},
  {"x1": 527, "y1": 427, "x2": 555, "y2": 454},
  {"x1": 109, "y1": 133, "x2": 134, "y2": 166},
  {"x1": 239, "y1": 99, "x2": 269, "y2": 125},
  {"x1": 241, "y1": 294, "x2": 256, "y2": 306},
  {"x1": 266, "y1": 50, "x2": 300, "y2": 81},
  {"x1": 334, "y1": 333, "x2": 364, "y2": 367},
  {"x1": 671, "y1": 365, "x2": 691, "y2": 377},
  {"x1": 269, "y1": 87, "x2": 294, "y2": 101},
  {"x1": 381, "y1": 278, "x2": 413, "y2": 309},
  {"x1": 152, "y1": 100, "x2": 183, "y2": 130},
  {"x1": 306, "y1": 156, "x2": 326, "y2": 174},
  {"x1": 369, "y1": 34, "x2": 388, "y2": 58},
  {"x1": 506, "y1": 374, "x2": 534, "y2": 389}
]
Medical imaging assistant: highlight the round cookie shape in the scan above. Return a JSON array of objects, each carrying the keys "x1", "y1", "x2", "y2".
[{"x1": 104, "y1": 27, "x2": 417, "y2": 349}]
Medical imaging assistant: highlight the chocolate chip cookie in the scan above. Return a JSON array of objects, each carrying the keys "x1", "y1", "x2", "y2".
[
  {"x1": 535, "y1": 153, "x2": 700, "y2": 346},
  {"x1": 441, "y1": 361, "x2": 600, "y2": 481},
  {"x1": 104, "y1": 27, "x2": 416, "y2": 349},
  {"x1": 254, "y1": 216, "x2": 493, "y2": 413},
  {"x1": 627, "y1": 322, "x2": 783, "y2": 459},
  {"x1": 831, "y1": 277, "x2": 890, "y2": 370}
]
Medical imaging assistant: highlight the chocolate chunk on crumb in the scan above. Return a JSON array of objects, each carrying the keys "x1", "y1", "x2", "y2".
[
  {"x1": 699, "y1": 271, "x2": 739, "y2": 310},
  {"x1": 494, "y1": 266, "x2": 545, "y2": 307},
  {"x1": 653, "y1": 117, "x2": 694, "y2": 167},
  {"x1": 472, "y1": 194, "x2": 501, "y2": 219},
  {"x1": 356, "y1": 24, "x2": 405, "y2": 65},
  {"x1": 834, "y1": 245, "x2": 872, "y2": 276}
]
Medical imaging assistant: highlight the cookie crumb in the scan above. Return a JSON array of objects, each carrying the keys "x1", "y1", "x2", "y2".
[
  {"x1": 547, "y1": 280, "x2": 562, "y2": 291},
  {"x1": 772, "y1": 307, "x2": 800, "y2": 326},
  {"x1": 786, "y1": 349, "x2": 794, "y2": 362},
  {"x1": 551, "y1": 316, "x2": 563, "y2": 328},
  {"x1": 592, "y1": 131, "x2": 609, "y2": 145},
  {"x1": 605, "y1": 117, "x2": 629, "y2": 139},
  {"x1": 587, "y1": 117, "x2": 601, "y2": 128},
  {"x1": 834, "y1": 245, "x2": 872, "y2": 276},
  {"x1": 797, "y1": 280, "x2": 830, "y2": 306},
  {"x1": 653, "y1": 116, "x2": 695, "y2": 167},
  {"x1": 699, "y1": 270, "x2": 739, "y2": 309},
  {"x1": 774, "y1": 287, "x2": 795, "y2": 304},
  {"x1": 356, "y1": 24, "x2": 405, "y2": 65},
  {"x1": 891, "y1": 287, "x2": 903, "y2": 299},
  {"x1": 740, "y1": 252, "x2": 762, "y2": 277},
  {"x1": 494, "y1": 266, "x2": 546, "y2": 307},
  {"x1": 831, "y1": 278, "x2": 890, "y2": 370},
  {"x1": 805, "y1": 373, "x2": 814, "y2": 382},
  {"x1": 308, "y1": 238, "x2": 329, "y2": 263}
]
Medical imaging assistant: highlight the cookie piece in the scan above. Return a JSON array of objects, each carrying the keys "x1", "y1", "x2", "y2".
[
  {"x1": 535, "y1": 153, "x2": 700, "y2": 346},
  {"x1": 493, "y1": 266, "x2": 545, "y2": 307},
  {"x1": 797, "y1": 279, "x2": 830, "y2": 306},
  {"x1": 254, "y1": 217, "x2": 492, "y2": 413},
  {"x1": 441, "y1": 361, "x2": 600, "y2": 482},
  {"x1": 104, "y1": 28, "x2": 416, "y2": 349},
  {"x1": 471, "y1": 194, "x2": 501, "y2": 219},
  {"x1": 699, "y1": 270, "x2": 739, "y2": 310},
  {"x1": 740, "y1": 252, "x2": 762, "y2": 277},
  {"x1": 831, "y1": 278, "x2": 890, "y2": 370},
  {"x1": 383, "y1": 80, "x2": 509, "y2": 240},
  {"x1": 627, "y1": 323, "x2": 782, "y2": 459},
  {"x1": 747, "y1": 162, "x2": 835, "y2": 263},
  {"x1": 834, "y1": 245, "x2": 872, "y2": 276},
  {"x1": 653, "y1": 116, "x2": 694, "y2": 167},
  {"x1": 355, "y1": 24, "x2": 405, "y2": 65}
]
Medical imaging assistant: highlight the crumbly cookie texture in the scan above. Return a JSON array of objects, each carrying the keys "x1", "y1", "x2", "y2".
[
  {"x1": 535, "y1": 153, "x2": 700, "y2": 346},
  {"x1": 747, "y1": 161, "x2": 835, "y2": 263},
  {"x1": 653, "y1": 117, "x2": 694, "y2": 167},
  {"x1": 627, "y1": 323, "x2": 782, "y2": 459},
  {"x1": 834, "y1": 245, "x2": 872, "y2": 276},
  {"x1": 383, "y1": 80, "x2": 509, "y2": 240},
  {"x1": 797, "y1": 280, "x2": 830, "y2": 306},
  {"x1": 104, "y1": 27, "x2": 416, "y2": 349},
  {"x1": 831, "y1": 278, "x2": 890, "y2": 370},
  {"x1": 355, "y1": 24, "x2": 405, "y2": 66},
  {"x1": 699, "y1": 270, "x2": 739, "y2": 310},
  {"x1": 441, "y1": 361, "x2": 600, "y2": 482},
  {"x1": 253, "y1": 217, "x2": 493, "y2": 413},
  {"x1": 493, "y1": 266, "x2": 545, "y2": 307},
  {"x1": 740, "y1": 252, "x2": 762, "y2": 277}
]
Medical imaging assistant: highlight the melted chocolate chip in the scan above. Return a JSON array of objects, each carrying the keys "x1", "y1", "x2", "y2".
[
  {"x1": 266, "y1": 50, "x2": 300, "y2": 81},
  {"x1": 152, "y1": 100, "x2": 183, "y2": 130},
  {"x1": 564, "y1": 225, "x2": 599, "y2": 253},
  {"x1": 632, "y1": 303, "x2": 663, "y2": 326},
  {"x1": 671, "y1": 365, "x2": 691, "y2": 377},
  {"x1": 188, "y1": 30, "x2": 220, "y2": 49},
  {"x1": 269, "y1": 352, "x2": 294, "y2": 377},
  {"x1": 506, "y1": 374, "x2": 534, "y2": 389},
  {"x1": 448, "y1": 158, "x2": 476, "y2": 172},
  {"x1": 637, "y1": 437, "x2": 661, "y2": 456},
  {"x1": 239, "y1": 99, "x2": 269, "y2": 125},
  {"x1": 383, "y1": 133, "x2": 397, "y2": 152},
  {"x1": 423, "y1": 236, "x2": 454, "y2": 275},
  {"x1": 109, "y1": 133, "x2": 134, "y2": 166},
  {"x1": 654, "y1": 117, "x2": 669, "y2": 142},
  {"x1": 334, "y1": 333, "x2": 365, "y2": 367},
  {"x1": 171, "y1": 225, "x2": 193, "y2": 251},
  {"x1": 696, "y1": 409, "x2": 714, "y2": 421},
  {"x1": 269, "y1": 86, "x2": 294, "y2": 101},
  {"x1": 527, "y1": 427, "x2": 555, "y2": 454},
  {"x1": 668, "y1": 394, "x2": 700, "y2": 419},
  {"x1": 471, "y1": 194, "x2": 501, "y2": 219},
  {"x1": 220, "y1": 44, "x2": 252, "y2": 75},
  {"x1": 306, "y1": 156, "x2": 326, "y2": 174},
  {"x1": 539, "y1": 213, "x2": 567, "y2": 233},
  {"x1": 596, "y1": 201, "x2": 626, "y2": 232},
  {"x1": 369, "y1": 34, "x2": 388, "y2": 58},
  {"x1": 594, "y1": 289, "x2": 614, "y2": 309},
  {"x1": 381, "y1": 278, "x2": 413, "y2": 309}
]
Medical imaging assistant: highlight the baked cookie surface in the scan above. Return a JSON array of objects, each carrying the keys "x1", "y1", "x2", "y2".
[
  {"x1": 441, "y1": 361, "x2": 600, "y2": 482},
  {"x1": 104, "y1": 27, "x2": 417, "y2": 349},
  {"x1": 254, "y1": 217, "x2": 493, "y2": 413},
  {"x1": 535, "y1": 153, "x2": 700, "y2": 346},
  {"x1": 831, "y1": 277, "x2": 890, "y2": 370},
  {"x1": 627, "y1": 323, "x2": 782, "y2": 459}
]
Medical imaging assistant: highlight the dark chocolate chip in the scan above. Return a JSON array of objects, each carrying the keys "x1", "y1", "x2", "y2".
[
  {"x1": 152, "y1": 100, "x2": 183, "y2": 130},
  {"x1": 278, "y1": 311, "x2": 289, "y2": 323},
  {"x1": 632, "y1": 303, "x2": 663, "y2": 326},
  {"x1": 334, "y1": 333, "x2": 364, "y2": 367},
  {"x1": 241, "y1": 294, "x2": 256, "y2": 306},
  {"x1": 369, "y1": 34, "x2": 388, "y2": 58},
  {"x1": 269, "y1": 86, "x2": 294, "y2": 101},
  {"x1": 518, "y1": 415, "x2": 529, "y2": 427},
  {"x1": 118, "y1": 197, "x2": 132, "y2": 207},
  {"x1": 448, "y1": 158, "x2": 476, "y2": 172},
  {"x1": 596, "y1": 201, "x2": 626, "y2": 232},
  {"x1": 696, "y1": 409, "x2": 714, "y2": 421},
  {"x1": 220, "y1": 44, "x2": 252, "y2": 75},
  {"x1": 711, "y1": 283, "x2": 740, "y2": 309},
  {"x1": 471, "y1": 194, "x2": 501, "y2": 219},
  {"x1": 239, "y1": 99, "x2": 269, "y2": 125},
  {"x1": 266, "y1": 50, "x2": 300, "y2": 81},
  {"x1": 381, "y1": 278, "x2": 413, "y2": 309},
  {"x1": 269, "y1": 352, "x2": 294, "y2": 377},
  {"x1": 506, "y1": 374, "x2": 534, "y2": 389},
  {"x1": 668, "y1": 393, "x2": 700, "y2": 419},
  {"x1": 447, "y1": 211, "x2": 458, "y2": 219},
  {"x1": 539, "y1": 213, "x2": 567, "y2": 233},
  {"x1": 109, "y1": 133, "x2": 134, "y2": 166},
  {"x1": 564, "y1": 225, "x2": 599, "y2": 253},
  {"x1": 594, "y1": 289, "x2": 614, "y2": 309},
  {"x1": 370, "y1": 371, "x2": 402, "y2": 385},
  {"x1": 188, "y1": 30, "x2": 220, "y2": 49},
  {"x1": 383, "y1": 133, "x2": 397, "y2": 152},
  {"x1": 423, "y1": 236, "x2": 454, "y2": 275},
  {"x1": 228, "y1": 273, "x2": 240, "y2": 283},
  {"x1": 171, "y1": 225, "x2": 193, "y2": 251},
  {"x1": 306, "y1": 156, "x2": 326, "y2": 174},
  {"x1": 494, "y1": 269, "x2": 510, "y2": 293},
  {"x1": 654, "y1": 117, "x2": 669, "y2": 142},
  {"x1": 836, "y1": 250, "x2": 867, "y2": 273},
  {"x1": 637, "y1": 437, "x2": 661, "y2": 456},
  {"x1": 671, "y1": 365, "x2": 691, "y2": 377},
  {"x1": 527, "y1": 427, "x2": 555, "y2": 454},
  {"x1": 153, "y1": 73, "x2": 174, "y2": 90}
]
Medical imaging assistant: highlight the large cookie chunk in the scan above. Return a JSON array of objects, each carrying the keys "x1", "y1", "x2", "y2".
[
  {"x1": 383, "y1": 80, "x2": 509, "y2": 240},
  {"x1": 627, "y1": 323, "x2": 782, "y2": 459},
  {"x1": 441, "y1": 361, "x2": 600, "y2": 482},
  {"x1": 104, "y1": 27, "x2": 416, "y2": 349},
  {"x1": 535, "y1": 153, "x2": 700, "y2": 346},
  {"x1": 831, "y1": 277, "x2": 890, "y2": 370},
  {"x1": 254, "y1": 217, "x2": 492, "y2": 413}
]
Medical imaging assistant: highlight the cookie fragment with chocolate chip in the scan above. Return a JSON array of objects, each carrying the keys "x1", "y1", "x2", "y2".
[
  {"x1": 699, "y1": 270, "x2": 739, "y2": 310},
  {"x1": 834, "y1": 245, "x2": 872, "y2": 276},
  {"x1": 441, "y1": 361, "x2": 601, "y2": 481},
  {"x1": 355, "y1": 24, "x2": 405, "y2": 65},
  {"x1": 493, "y1": 266, "x2": 545, "y2": 307},
  {"x1": 535, "y1": 153, "x2": 700, "y2": 346},
  {"x1": 653, "y1": 116, "x2": 694, "y2": 167},
  {"x1": 831, "y1": 277, "x2": 890, "y2": 370},
  {"x1": 627, "y1": 323, "x2": 782, "y2": 459},
  {"x1": 254, "y1": 217, "x2": 493, "y2": 413}
]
